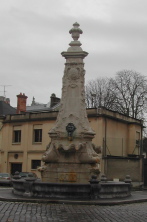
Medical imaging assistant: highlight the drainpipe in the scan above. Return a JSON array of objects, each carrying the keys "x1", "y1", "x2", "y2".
[
  {"x1": 103, "y1": 117, "x2": 107, "y2": 175},
  {"x1": 140, "y1": 121, "x2": 143, "y2": 156},
  {"x1": 104, "y1": 117, "x2": 107, "y2": 157},
  {"x1": 140, "y1": 120, "x2": 144, "y2": 185}
]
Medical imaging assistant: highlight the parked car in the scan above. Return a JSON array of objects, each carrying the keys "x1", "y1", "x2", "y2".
[
  {"x1": 19, "y1": 172, "x2": 40, "y2": 179},
  {"x1": 0, "y1": 173, "x2": 12, "y2": 186}
]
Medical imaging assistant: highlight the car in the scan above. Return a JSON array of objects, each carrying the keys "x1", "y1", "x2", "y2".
[
  {"x1": 18, "y1": 172, "x2": 39, "y2": 179},
  {"x1": 0, "y1": 173, "x2": 12, "y2": 186}
]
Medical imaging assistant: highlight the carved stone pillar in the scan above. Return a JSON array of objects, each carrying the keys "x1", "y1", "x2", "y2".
[{"x1": 41, "y1": 23, "x2": 100, "y2": 183}]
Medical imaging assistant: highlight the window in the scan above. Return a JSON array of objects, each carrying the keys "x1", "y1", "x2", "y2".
[
  {"x1": 33, "y1": 129, "x2": 42, "y2": 142},
  {"x1": 31, "y1": 160, "x2": 41, "y2": 169},
  {"x1": 13, "y1": 126, "x2": 22, "y2": 143},
  {"x1": 33, "y1": 125, "x2": 42, "y2": 143},
  {"x1": 13, "y1": 130, "x2": 21, "y2": 143}
]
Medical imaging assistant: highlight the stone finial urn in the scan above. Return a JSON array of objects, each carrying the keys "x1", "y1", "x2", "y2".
[{"x1": 41, "y1": 23, "x2": 100, "y2": 183}]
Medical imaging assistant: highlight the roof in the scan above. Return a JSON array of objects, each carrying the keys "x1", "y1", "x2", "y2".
[
  {"x1": 26, "y1": 102, "x2": 60, "y2": 113},
  {"x1": 26, "y1": 104, "x2": 50, "y2": 113},
  {"x1": 0, "y1": 101, "x2": 16, "y2": 115}
]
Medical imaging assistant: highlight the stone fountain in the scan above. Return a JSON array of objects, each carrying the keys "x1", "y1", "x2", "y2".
[
  {"x1": 12, "y1": 23, "x2": 131, "y2": 200},
  {"x1": 41, "y1": 22, "x2": 100, "y2": 183}
]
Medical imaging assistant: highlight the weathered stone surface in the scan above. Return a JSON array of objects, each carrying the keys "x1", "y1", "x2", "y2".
[
  {"x1": 41, "y1": 23, "x2": 100, "y2": 183},
  {"x1": 12, "y1": 178, "x2": 131, "y2": 199},
  {"x1": 41, "y1": 163, "x2": 99, "y2": 183}
]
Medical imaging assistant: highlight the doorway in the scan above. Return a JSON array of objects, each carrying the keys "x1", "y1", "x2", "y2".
[{"x1": 11, "y1": 163, "x2": 22, "y2": 175}]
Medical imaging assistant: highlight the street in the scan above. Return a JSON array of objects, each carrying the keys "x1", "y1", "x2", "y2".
[{"x1": 0, "y1": 201, "x2": 147, "y2": 222}]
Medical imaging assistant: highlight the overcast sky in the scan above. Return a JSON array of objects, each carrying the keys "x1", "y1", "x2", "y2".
[{"x1": 0, "y1": 0, "x2": 147, "y2": 107}]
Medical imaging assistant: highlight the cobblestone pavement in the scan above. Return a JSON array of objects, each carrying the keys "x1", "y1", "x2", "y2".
[{"x1": 0, "y1": 201, "x2": 147, "y2": 222}]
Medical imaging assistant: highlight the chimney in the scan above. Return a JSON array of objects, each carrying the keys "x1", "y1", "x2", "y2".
[
  {"x1": 17, "y1": 93, "x2": 28, "y2": 114},
  {"x1": 50, "y1": 93, "x2": 60, "y2": 108},
  {"x1": 5, "y1": 98, "x2": 10, "y2": 105}
]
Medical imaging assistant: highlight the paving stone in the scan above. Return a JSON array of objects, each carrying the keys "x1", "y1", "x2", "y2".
[{"x1": 0, "y1": 201, "x2": 147, "y2": 221}]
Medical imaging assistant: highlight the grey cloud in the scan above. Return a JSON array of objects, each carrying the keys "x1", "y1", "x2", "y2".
[{"x1": 0, "y1": 0, "x2": 147, "y2": 107}]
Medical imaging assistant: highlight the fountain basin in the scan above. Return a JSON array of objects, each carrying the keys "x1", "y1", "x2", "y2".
[{"x1": 12, "y1": 179, "x2": 131, "y2": 200}]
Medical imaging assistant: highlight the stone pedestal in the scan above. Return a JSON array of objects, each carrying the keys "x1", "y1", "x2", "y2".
[
  {"x1": 41, "y1": 163, "x2": 99, "y2": 183},
  {"x1": 40, "y1": 23, "x2": 100, "y2": 183}
]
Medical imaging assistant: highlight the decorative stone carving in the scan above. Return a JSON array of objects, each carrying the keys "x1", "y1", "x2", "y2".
[
  {"x1": 66, "y1": 123, "x2": 76, "y2": 140},
  {"x1": 41, "y1": 23, "x2": 100, "y2": 182},
  {"x1": 38, "y1": 165, "x2": 47, "y2": 172},
  {"x1": 42, "y1": 143, "x2": 59, "y2": 163}
]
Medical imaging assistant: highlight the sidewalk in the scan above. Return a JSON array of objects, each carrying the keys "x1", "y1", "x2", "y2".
[{"x1": 0, "y1": 188, "x2": 147, "y2": 205}]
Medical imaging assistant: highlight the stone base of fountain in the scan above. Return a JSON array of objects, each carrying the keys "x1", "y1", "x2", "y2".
[
  {"x1": 12, "y1": 175, "x2": 131, "y2": 200},
  {"x1": 41, "y1": 163, "x2": 100, "y2": 184}
]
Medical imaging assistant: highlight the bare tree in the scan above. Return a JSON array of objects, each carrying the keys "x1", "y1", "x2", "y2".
[
  {"x1": 86, "y1": 70, "x2": 147, "y2": 119},
  {"x1": 85, "y1": 77, "x2": 116, "y2": 109},
  {"x1": 112, "y1": 70, "x2": 147, "y2": 118}
]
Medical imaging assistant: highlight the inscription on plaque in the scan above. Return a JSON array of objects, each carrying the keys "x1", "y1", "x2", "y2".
[{"x1": 59, "y1": 173, "x2": 77, "y2": 182}]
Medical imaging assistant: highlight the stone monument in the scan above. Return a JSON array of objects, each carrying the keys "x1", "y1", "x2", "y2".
[
  {"x1": 41, "y1": 22, "x2": 100, "y2": 183},
  {"x1": 12, "y1": 23, "x2": 131, "y2": 199}
]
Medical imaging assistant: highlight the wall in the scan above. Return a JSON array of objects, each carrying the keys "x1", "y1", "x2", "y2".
[
  {"x1": 88, "y1": 108, "x2": 142, "y2": 158},
  {"x1": 105, "y1": 157, "x2": 143, "y2": 184}
]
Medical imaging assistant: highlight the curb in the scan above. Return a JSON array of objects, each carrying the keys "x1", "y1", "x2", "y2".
[{"x1": 0, "y1": 190, "x2": 147, "y2": 205}]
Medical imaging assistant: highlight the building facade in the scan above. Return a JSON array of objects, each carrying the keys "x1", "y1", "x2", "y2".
[{"x1": 0, "y1": 98, "x2": 17, "y2": 174}]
